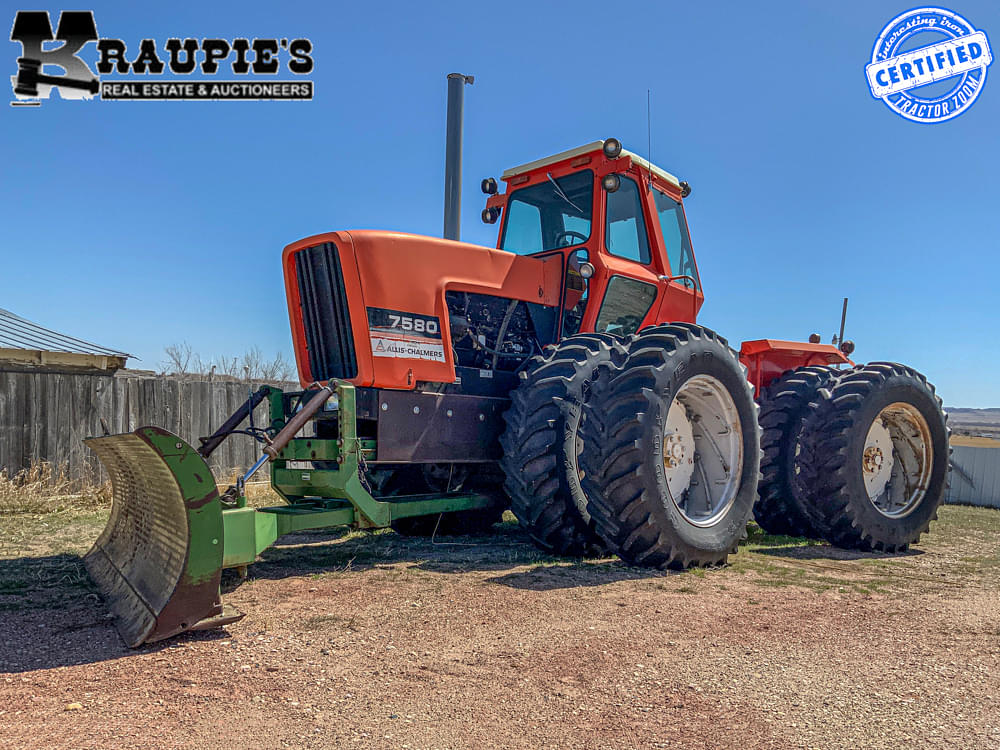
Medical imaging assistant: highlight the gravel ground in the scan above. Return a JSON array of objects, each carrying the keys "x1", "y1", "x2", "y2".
[{"x1": 1, "y1": 505, "x2": 999, "y2": 749}]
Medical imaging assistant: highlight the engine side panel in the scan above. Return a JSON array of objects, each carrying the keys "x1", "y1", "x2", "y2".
[{"x1": 283, "y1": 230, "x2": 562, "y2": 389}]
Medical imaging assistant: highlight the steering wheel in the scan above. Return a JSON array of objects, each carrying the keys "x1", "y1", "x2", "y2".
[{"x1": 554, "y1": 230, "x2": 588, "y2": 248}]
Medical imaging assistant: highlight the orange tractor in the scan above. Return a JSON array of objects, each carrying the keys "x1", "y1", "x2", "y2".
[{"x1": 85, "y1": 138, "x2": 949, "y2": 646}]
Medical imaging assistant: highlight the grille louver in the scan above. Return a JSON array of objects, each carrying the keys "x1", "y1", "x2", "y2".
[{"x1": 295, "y1": 243, "x2": 358, "y2": 381}]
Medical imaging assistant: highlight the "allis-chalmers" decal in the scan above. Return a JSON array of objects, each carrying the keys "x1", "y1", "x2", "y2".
[
  {"x1": 367, "y1": 307, "x2": 445, "y2": 362},
  {"x1": 370, "y1": 336, "x2": 445, "y2": 362}
]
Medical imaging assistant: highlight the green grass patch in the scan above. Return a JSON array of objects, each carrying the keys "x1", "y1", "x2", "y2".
[
  {"x1": 741, "y1": 522, "x2": 825, "y2": 550},
  {"x1": 730, "y1": 523, "x2": 894, "y2": 593},
  {"x1": 0, "y1": 510, "x2": 108, "y2": 560}
]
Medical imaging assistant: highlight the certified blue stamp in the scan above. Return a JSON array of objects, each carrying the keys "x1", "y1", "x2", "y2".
[{"x1": 866, "y1": 7, "x2": 993, "y2": 123}]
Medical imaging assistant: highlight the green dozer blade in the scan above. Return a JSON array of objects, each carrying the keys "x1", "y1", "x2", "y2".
[{"x1": 84, "y1": 427, "x2": 238, "y2": 647}]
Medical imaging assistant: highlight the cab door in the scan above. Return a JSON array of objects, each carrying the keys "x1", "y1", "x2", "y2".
[
  {"x1": 583, "y1": 172, "x2": 664, "y2": 336},
  {"x1": 649, "y1": 187, "x2": 703, "y2": 324}
]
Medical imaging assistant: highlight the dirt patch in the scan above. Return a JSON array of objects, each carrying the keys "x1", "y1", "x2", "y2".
[{"x1": 2, "y1": 506, "x2": 999, "y2": 749}]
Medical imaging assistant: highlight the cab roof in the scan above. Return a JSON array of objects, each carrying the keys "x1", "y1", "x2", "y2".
[{"x1": 500, "y1": 139, "x2": 680, "y2": 188}]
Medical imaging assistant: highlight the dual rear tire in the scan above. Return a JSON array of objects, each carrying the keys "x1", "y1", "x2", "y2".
[
  {"x1": 754, "y1": 365, "x2": 840, "y2": 538},
  {"x1": 754, "y1": 363, "x2": 949, "y2": 551},
  {"x1": 502, "y1": 324, "x2": 760, "y2": 568}
]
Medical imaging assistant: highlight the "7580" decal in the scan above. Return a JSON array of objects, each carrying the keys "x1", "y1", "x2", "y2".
[{"x1": 366, "y1": 307, "x2": 442, "y2": 340}]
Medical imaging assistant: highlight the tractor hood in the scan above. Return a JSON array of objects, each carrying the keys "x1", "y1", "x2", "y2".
[{"x1": 282, "y1": 230, "x2": 563, "y2": 389}]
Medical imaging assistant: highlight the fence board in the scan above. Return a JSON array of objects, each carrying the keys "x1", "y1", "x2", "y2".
[{"x1": 0, "y1": 370, "x2": 297, "y2": 480}]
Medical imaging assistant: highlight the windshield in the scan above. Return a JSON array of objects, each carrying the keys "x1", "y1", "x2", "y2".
[{"x1": 500, "y1": 170, "x2": 593, "y2": 255}]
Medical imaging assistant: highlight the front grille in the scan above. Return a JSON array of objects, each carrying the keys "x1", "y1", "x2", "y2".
[{"x1": 295, "y1": 242, "x2": 358, "y2": 380}]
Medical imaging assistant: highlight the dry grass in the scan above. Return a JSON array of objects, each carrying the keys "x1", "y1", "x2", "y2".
[
  {"x1": 244, "y1": 482, "x2": 285, "y2": 506},
  {"x1": 0, "y1": 461, "x2": 110, "y2": 515},
  {"x1": 951, "y1": 435, "x2": 1000, "y2": 447},
  {"x1": 1, "y1": 463, "x2": 285, "y2": 517},
  {"x1": 214, "y1": 469, "x2": 286, "y2": 507}
]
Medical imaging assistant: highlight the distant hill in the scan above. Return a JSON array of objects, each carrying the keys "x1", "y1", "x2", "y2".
[{"x1": 946, "y1": 408, "x2": 1000, "y2": 437}]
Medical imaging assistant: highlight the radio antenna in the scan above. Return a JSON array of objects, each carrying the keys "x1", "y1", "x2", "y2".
[{"x1": 647, "y1": 89, "x2": 653, "y2": 189}]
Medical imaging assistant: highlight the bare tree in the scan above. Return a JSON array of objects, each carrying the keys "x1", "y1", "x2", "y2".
[
  {"x1": 240, "y1": 346, "x2": 295, "y2": 382},
  {"x1": 161, "y1": 342, "x2": 194, "y2": 376},
  {"x1": 216, "y1": 355, "x2": 241, "y2": 379},
  {"x1": 159, "y1": 344, "x2": 294, "y2": 383}
]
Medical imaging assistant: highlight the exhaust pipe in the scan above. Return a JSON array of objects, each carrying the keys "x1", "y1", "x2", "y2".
[{"x1": 443, "y1": 72, "x2": 474, "y2": 241}]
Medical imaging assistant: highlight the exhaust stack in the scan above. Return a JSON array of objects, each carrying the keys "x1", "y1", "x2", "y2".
[{"x1": 443, "y1": 72, "x2": 474, "y2": 241}]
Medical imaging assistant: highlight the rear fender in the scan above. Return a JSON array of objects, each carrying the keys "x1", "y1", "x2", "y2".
[{"x1": 740, "y1": 339, "x2": 852, "y2": 394}]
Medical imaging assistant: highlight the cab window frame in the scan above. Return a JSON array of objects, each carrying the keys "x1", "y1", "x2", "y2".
[
  {"x1": 499, "y1": 169, "x2": 595, "y2": 256},
  {"x1": 652, "y1": 188, "x2": 701, "y2": 290},
  {"x1": 603, "y1": 174, "x2": 652, "y2": 266},
  {"x1": 593, "y1": 274, "x2": 658, "y2": 336}
]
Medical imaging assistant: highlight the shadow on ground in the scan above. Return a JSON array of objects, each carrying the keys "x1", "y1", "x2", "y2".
[
  {"x1": 742, "y1": 525, "x2": 925, "y2": 561},
  {"x1": 0, "y1": 553, "x2": 234, "y2": 673},
  {"x1": 753, "y1": 543, "x2": 924, "y2": 561},
  {"x1": 243, "y1": 522, "x2": 665, "y2": 586},
  {"x1": 0, "y1": 524, "x2": 656, "y2": 672}
]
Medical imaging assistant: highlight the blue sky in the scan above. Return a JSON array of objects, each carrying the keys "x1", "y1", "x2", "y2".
[{"x1": 2, "y1": 1, "x2": 998, "y2": 406}]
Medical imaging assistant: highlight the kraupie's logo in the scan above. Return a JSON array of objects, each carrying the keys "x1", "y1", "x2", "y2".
[
  {"x1": 865, "y1": 7, "x2": 992, "y2": 123},
  {"x1": 10, "y1": 10, "x2": 314, "y2": 106}
]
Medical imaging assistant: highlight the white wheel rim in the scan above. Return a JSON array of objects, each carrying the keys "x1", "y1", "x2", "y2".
[
  {"x1": 862, "y1": 418, "x2": 893, "y2": 499},
  {"x1": 662, "y1": 375, "x2": 743, "y2": 527},
  {"x1": 863, "y1": 402, "x2": 933, "y2": 518}
]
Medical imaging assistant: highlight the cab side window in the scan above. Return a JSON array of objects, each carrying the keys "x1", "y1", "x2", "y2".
[
  {"x1": 653, "y1": 190, "x2": 701, "y2": 289},
  {"x1": 605, "y1": 176, "x2": 650, "y2": 265},
  {"x1": 594, "y1": 276, "x2": 657, "y2": 335}
]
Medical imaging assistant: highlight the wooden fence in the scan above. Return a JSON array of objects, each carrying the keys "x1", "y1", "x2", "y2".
[{"x1": 0, "y1": 369, "x2": 298, "y2": 479}]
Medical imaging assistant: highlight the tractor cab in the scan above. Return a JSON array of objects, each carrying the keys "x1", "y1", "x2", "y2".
[{"x1": 482, "y1": 139, "x2": 703, "y2": 339}]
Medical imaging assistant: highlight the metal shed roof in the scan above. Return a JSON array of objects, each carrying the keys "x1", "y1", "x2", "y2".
[{"x1": 0, "y1": 308, "x2": 130, "y2": 358}]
